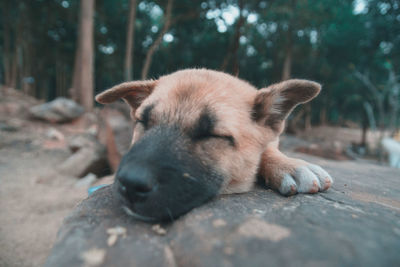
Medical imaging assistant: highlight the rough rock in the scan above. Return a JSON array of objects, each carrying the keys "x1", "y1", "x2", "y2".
[
  {"x1": 46, "y1": 154, "x2": 400, "y2": 267},
  {"x1": 381, "y1": 138, "x2": 400, "y2": 168},
  {"x1": 45, "y1": 128, "x2": 65, "y2": 141},
  {"x1": 75, "y1": 173, "x2": 98, "y2": 188},
  {"x1": 92, "y1": 174, "x2": 115, "y2": 187},
  {"x1": 57, "y1": 134, "x2": 109, "y2": 178},
  {"x1": 98, "y1": 107, "x2": 133, "y2": 171},
  {"x1": 0, "y1": 121, "x2": 19, "y2": 132},
  {"x1": 0, "y1": 86, "x2": 41, "y2": 118},
  {"x1": 68, "y1": 133, "x2": 98, "y2": 153},
  {"x1": 29, "y1": 97, "x2": 84, "y2": 123}
]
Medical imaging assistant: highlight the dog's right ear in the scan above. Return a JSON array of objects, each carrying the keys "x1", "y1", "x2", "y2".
[
  {"x1": 252, "y1": 79, "x2": 321, "y2": 133},
  {"x1": 95, "y1": 80, "x2": 157, "y2": 110}
]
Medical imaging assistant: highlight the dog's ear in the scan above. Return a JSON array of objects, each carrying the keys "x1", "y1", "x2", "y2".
[
  {"x1": 252, "y1": 79, "x2": 321, "y2": 132},
  {"x1": 95, "y1": 80, "x2": 157, "y2": 110}
]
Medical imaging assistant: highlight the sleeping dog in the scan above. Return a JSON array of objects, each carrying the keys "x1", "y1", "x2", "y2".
[{"x1": 96, "y1": 69, "x2": 333, "y2": 221}]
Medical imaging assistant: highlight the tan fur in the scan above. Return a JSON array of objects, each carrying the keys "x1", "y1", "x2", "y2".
[{"x1": 96, "y1": 68, "x2": 332, "y2": 195}]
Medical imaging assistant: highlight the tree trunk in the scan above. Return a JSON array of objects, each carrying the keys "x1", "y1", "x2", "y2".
[
  {"x1": 71, "y1": 0, "x2": 95, "y2": 110},
  {"x1": 141, "y1": 0, "x2": 173, "y2": 80},
  {"x1": 354, "y1": 70, "x2": 386, "y2": 130},
  {"x1": 220, "y1": 0, "x2": 244, "y2": 75},
  {"x1": 388, "y1": 67, "x2": 399, "y2": 132},
  {"x1": 377, "y1": 98, "x2": 385, "y2": 130},
  {"x1": 7, "y1": 3, "x2": 23, "y2": 90},
  {"x1": 320, "y1": 105, "x2": 327, "y2": 125},
  {"x1": 21, "y1": 6, "x2": 34, "y2": 96},
  {"x1": 71, "y1": 40, "x2": 81, "y2": 101},
  {"x1": 281, "y1": 31, "x2": 292, "y2": 81},
  {"x1": 360, "y1": 113, "x2": 368, "y2": 147},
  {"x1": 282, "y1": 0, "x2": 296, "y2": 81},
  {"x1": 124, "y1": 0, "x2": 137, "y2": 81},
  {"x1": 22, "y1": 45, "x2": 31, "y2": 95},
  {"x1": 2, "y1": 2, "x2": 11, "y2": 87},
  {"x1": 13, "y1": 2, "x2": 25, "y2": 91},
  {"x1": 56, "y1": 61, "x2": 64, "y2": 97},
  {"x1": 287, "y1": 108, "x2": 305, "y2": 134},
  {"x1": 10, "y1": 42, "x2": 18, "y2": 89},
  {"x1": 304, "y1": 103, "x2": 312, "y2": 131}
]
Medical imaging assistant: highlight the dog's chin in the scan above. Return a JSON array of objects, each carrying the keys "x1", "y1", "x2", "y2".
[
  {"x1": 114, "y1": 178, "x2": 222, "y2": 222},
  {"x1": 122, "y1": 206, "x2": 158, "y2": 222},
  {"x1": 121, "y1": 199, "x2": 207, "y2": 222},
  {"x1": 122, "y1": 202, "x2": 194, "y2": 222}
]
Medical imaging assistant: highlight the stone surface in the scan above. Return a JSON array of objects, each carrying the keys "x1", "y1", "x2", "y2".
[
  {"x1": 29, "y1": 97, "x2": 84, "y2": 123},
  {"x1": 0, "y1": 86, "x2": 41, "y2": 118},
  {"x1": 68, "y1": 133, "x2": 98, "y2": 153},
  {"x1": 46, "y1": 154, "x2": 400, "y2": 267},
  {"x1": 92, "y1": 174, "x2": 115, "y2": 187},
  {"x1": 382, "y1": 138, "x2": 400, "y2": 168},
  {"x1": 57, "y1": 134, "x2": 109, "y2": 178},
  {"x1": 98, "y1": 107, "x2": 133, "y2": 171},
  {"x1": 75, "y1": 173, "x2": 98, "y2": 188}
]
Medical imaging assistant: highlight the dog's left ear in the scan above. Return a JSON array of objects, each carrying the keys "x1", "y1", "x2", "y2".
[
  {"x1": 95, "y1": 80, "x2": 157, "y2": 110},
  {"x1": 252, "y1": 79, "x2": 321, "y2": 132}
]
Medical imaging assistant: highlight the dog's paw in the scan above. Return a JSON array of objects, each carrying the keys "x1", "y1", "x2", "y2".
[{"x1": 278, "y1": 164, "x2": 333, "y2": 196}]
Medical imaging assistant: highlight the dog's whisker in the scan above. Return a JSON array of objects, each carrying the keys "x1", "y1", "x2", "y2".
[
  {"x1": 182, "y1": 172, "x2": 198, "y2": 182},
  {"x1": 166, "y1": 207, "x2": 174, "y2": 222},
  {"x1": 122, "y1": 206, "x2": 156, "y2": 222}
]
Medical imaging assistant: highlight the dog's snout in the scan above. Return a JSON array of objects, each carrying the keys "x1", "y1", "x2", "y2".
[{"x1": 117, "y1": 166, "x2": 157, "y2": 201}]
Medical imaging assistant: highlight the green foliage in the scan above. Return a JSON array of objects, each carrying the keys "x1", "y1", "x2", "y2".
[{"x1": 0, "y1": 0, "x2": 399, "y2": 128}]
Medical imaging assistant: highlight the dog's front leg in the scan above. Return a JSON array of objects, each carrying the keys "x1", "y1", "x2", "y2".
[{"x1": 258, "y1": 142, "x2": 333, "y2": 196}]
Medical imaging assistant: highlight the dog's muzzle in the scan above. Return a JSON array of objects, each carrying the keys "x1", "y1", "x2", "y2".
[
  {"x1": 118, "y1": 163, "x2": 158, "y2": 202},
  {"x1": 115, "y1": 124, "x2": 223, "y2": 222}
]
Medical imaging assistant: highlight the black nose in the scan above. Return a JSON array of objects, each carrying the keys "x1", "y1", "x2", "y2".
[{"x1": 117, "y1": 165, "x2": 157, "y2": 201}]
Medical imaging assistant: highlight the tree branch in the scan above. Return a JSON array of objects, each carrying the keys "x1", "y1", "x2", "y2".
[
  {"x1": 141, "y1": 0, "x2": 174, "y2": 79},
  {"x1": 353, "y1": 70, "x2": 382, "y2": 100}
]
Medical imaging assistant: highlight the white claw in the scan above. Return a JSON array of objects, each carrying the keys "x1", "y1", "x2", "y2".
[
  {"x1": 279, "y1": 174, "x2": 297, "y2": 195},
  {"x1": 294, "y1": 166, "x2": 321, "y2": 193},
  {"x1": 278, "y1": 164, "x2": 333, "y2": 195},
  {"x1": 308, "y1": 164, "x2": 333, "y2": 191}
]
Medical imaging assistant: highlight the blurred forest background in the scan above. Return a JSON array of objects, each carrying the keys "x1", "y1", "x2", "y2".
[
  {"x1": 0, "y1": 0, "x2": 399, "y2": 133},
  {"x1": 1, "y1": 2, "x2": 400, "y2": 265}
]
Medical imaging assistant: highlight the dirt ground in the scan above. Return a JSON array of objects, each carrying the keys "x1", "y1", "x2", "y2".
[{"x1": 0, "y1": 129, "x2": 88, "y2": 267}]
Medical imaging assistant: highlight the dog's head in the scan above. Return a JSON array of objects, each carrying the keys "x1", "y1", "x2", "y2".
[{"x1": 96, "y1": 69, "x2": 320, "y2": 221}]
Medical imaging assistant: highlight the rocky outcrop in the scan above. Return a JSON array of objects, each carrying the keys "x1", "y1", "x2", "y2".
[
  {"x1": 57, "y1": 134, "x2": 109, "y2": 178},
  {"x1": 97, "y1": 107, "x2": 133, "y2": 171},
  {"x1": 29, "y1": 97, "x2": 84, "y2": 123},
  {"x1": 46, "y1": 155, "x2": 400, "y2": 267}
]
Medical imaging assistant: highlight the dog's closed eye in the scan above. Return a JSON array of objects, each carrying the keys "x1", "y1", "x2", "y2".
[
  {"x1": 192, "y1": 126, "x2": 235, "y2": 145},
  {"x1": 135, "y1": 104, "x2": 154, "y2": 128},
  {"x1": 210, "y1": 134, "x2": 235, "y2": 146},
  {"x1": 191, "y1": 108, "x2": 235, "y2": 147},
  {"x1": 194, "y1": 132, "x2": 235, "y2": 147},
  {"x1": 135, "y1": 118, "x2": 146, "y2": 125}
]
